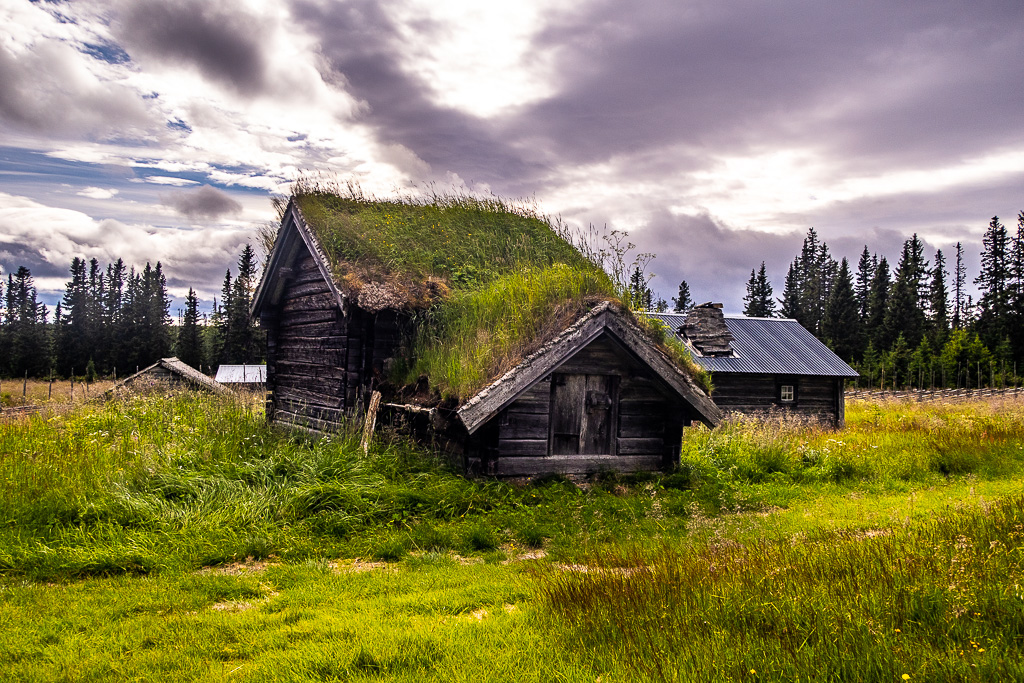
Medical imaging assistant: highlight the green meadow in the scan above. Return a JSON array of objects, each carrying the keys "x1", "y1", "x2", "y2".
[{"x1": 2, "y1": 393, "x2": 1023, "y2": 681}]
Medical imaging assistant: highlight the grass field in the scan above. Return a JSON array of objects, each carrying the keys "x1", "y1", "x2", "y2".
[{"x1": 1, "y1": 392, "x2": 1023, "y2": 680}]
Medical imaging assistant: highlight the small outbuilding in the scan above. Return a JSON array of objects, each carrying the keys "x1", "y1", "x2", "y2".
[
  {"x1": 649, "y1": 303, "x2": 858, "y2": 426},
  {"x1": 105, "y1": 357, "x2": 231, "y2": 397},
  {"x1": 252, "y1": 191, "x2": 721, "y2": 476}
]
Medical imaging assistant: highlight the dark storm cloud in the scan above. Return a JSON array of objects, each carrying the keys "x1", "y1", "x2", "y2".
[
  {"x1": 0, "y1": 40, "x2": 154, "y2": 138},
  {"x1": 162, "y1": 185, "x2": 244, "y2": 220},
  {"x1": 288, "y1": 0, "x2": 544, "y2": 186},
  {"x1": 116, "y1": 0, "x2": 270, "y2": 94},
  {"x1": 517, "y1": 0, "x2": 1024, "y2": 172}
]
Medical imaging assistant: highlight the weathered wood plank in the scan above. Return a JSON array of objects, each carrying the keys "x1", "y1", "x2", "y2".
[
  {"x1": 616, "y1": 437, "x2": 664, "y2": 455},
  {"x1": 279, "y1": 309, "x2": 339, "y2": 327},
  {"x1": 283, "y1": 279, "x2": 332, "y2": 299},
  {"x1": 282, "y1": 292, "x2": 338, "y2": 313},
  {"x1": 618, "y1": 413, "x2": 666, "y2": 438},
  {"x1": 275, "y1": 361, "x2": 346, "y2": 381},
  {"x1": 499, "y1": 412, "x2": 549, "y2": 441},
  {"x1": 494, "y1": 454, "x2": 664, "y2": 476},
  {"x1": 497, "y1": 439, "x2": 549, "y2": 456}
]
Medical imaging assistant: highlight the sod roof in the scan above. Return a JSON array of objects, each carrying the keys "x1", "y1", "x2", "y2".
[{"x1": 265, "y1": 189, "x2": 709, "y2": 404}]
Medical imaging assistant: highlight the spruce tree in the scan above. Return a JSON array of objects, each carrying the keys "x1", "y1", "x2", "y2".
[
  {"x1": 743, "y1": 262, "x2": 776, "y2": 317},
  {"x1": 779, "y1": 259, "x2": 802, "y2": 320},
  {"x1": 975, "y1": 216, "x2": 1011, "y2": 348},
  {"x1": 953, "y1": 242, "x2": 966, "y2": 330},
  {"x1": 883, "y1": 235, "x2": 929, "y2": 348},
  {"x1": 822, "y1": 257, "x2": 862, "y2": 361},
  {"x1": 104, "y1": 259, "x2": 126, "y2": 374},
  {"x1": 175, "y1": 288, "x2": 204, "y2": 369},
  {"x1": 627, "y1": 266, "x2": 653, "y2": 311},
  {"x1": 855, "y1": 246, "x2": 874, "y2": 318},
  {"x1": 672, "y1": 280, "x2": 692, "y2": 313},
  {"x1": 927, "y1": 249, "x2": 950, "y2": 348},
  {"x1": 4, "y1": 267, "x2": 49, "y2": 377},
  {"x1": 865, "y1": 257, "x2": 891, "y2": 350}
]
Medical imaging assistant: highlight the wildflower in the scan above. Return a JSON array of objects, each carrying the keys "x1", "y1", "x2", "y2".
[{"x1": 902, "y1": 676, "x2": 910, "y2": 680}]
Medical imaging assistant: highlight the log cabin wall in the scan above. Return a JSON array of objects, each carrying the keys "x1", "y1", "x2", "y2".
[
  {"x1": 710, "y1": 373, "x2": 844, "y2": 426},
  {"x1": 269, "y1": 251, "x2": 349, "y2": 431},
  {"x1": 483, "y1": 333, "x2": 692, "y2": 476},
  {"x1": 265, "y1": 246, "x2": 412, "y2": 432}
]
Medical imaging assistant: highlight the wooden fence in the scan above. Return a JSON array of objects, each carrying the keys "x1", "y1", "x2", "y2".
[{"x1": 847, "y1": 387, "x2": 1024, "y2": 404}]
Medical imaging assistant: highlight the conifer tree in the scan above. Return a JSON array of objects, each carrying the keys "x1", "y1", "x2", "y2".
[
  {"x1": 822, "y1": 257, "x2": 862, "y2": 361},
  {"x1": 927, "y1": 249, "x2": 950, "y2": 348},
  {"x1": 672, "y1": 280, "x2": 692, "y2": 313},
  {"x1": 865, "y1": 257, "x2": 891, "y2": 350},
  {"x1": 175, "y1": 288, "x2": 204, "y2": 369},
  {"x1": 4, "y1": 267, "x2": 49, "y2": 376},
  {"x1": 975, "y1": 216, "x2": 1011, "y2": 348},
  {"x1": 883, "y1": 235, "x2": 929, "y2": 348},
  {"x1": 743, "y1": 262, "x2": 776, "y2": 317},
  {"x1": 627, "y1": 266, "x2": 653, "y2": 310},
  {"x1": 855, "y1": 246, "x2": 875, "y2": 318},
  {"x1": 779, "y1": 258, "x2": 802, "y2": 320},
  {"x1": 953, "y1": 242, "x2": 966, "y2": 330}
]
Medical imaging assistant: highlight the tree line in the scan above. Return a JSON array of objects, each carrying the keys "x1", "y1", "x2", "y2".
[
  {"x1": 0, "y1": 246, "x2": 264, "y2": 379},
  {"x1": 716, "y1": 213, "x2": 1024, "y2": 389}
]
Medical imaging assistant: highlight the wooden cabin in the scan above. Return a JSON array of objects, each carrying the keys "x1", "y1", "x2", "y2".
[
  {"x1": 649, "y1": 304, "x2": 858, "y2": 426},
  {"x1": 105, "y1": 357, "x2": 230, "y2": 397},
  {"x1": 457, "y1": 301, "x2": 720, "y2": 476},
  {"x1": 252, "y1": 196, "x2": 721, "y2": 476}
]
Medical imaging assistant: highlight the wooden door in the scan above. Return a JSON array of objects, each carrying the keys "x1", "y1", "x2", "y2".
[{"x1": 550, "y1": 374, "x2": 616, "y2": 455}]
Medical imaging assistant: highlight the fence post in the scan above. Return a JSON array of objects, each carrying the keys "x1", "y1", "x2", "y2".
[
  {"x1": 23, "y1": 371, "x2": 27, "y2": 397},
  {"x1": 48, "y1": 370, "x2": 52, "y2": 400},
  {"x1": 70, "y1": 369, "x2": 74, "y2": 404}
]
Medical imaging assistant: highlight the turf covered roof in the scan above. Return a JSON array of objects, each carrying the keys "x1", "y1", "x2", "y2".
[{"x1": 256, "y1": 189, "x2": 710, "y2": 403}]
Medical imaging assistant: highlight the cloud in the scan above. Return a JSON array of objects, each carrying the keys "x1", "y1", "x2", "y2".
[
  {"x1": 0, "y1": 37, "x2": 157, "y2": 140},
  {"x1": 115, "y1": 0, "x2": 271, "y2": 95},
  {"x1": 138, "y1": 176, "x2": 201, "y2": 187},
  {"x1": 162, "y1": 185, "x2": 245, "y2": 220},
  {"x1": 76, "y1": 187, "x2": 119, "y2": 199},
  {"x1": 0, "y1": 193, "x2": 254, "y2": 301}
]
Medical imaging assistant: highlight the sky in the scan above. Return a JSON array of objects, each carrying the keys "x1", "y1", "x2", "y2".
[{"x1": 1, "y1": 0, "x2": 1022, "y2": 317}]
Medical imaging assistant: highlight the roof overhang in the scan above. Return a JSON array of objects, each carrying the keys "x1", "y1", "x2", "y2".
[
  {"x1": 251, "y1": 200, "x2": 346, "y2": 323},
  {"x1": 457, "y1": 302, "x2": 722, "y2": 434}
]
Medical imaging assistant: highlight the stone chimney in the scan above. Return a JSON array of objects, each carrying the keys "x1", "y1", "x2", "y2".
[{"x1": 679, "y1": 302, "x2": 735, "y2": 357}]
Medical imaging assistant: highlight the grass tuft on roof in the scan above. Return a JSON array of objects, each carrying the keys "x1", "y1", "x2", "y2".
[{"x1": 290, "y1": 183, "x2": 707, "y2": 401}]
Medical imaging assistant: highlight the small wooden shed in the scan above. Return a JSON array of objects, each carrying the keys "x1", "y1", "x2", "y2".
[
  {"x1": 458, "y1": 301, "x2": 720, "y2": 476},
  {"x1": 105, "y1": 357, "x2": 231, "y2": 397},
  {"x1": 252, "y1": 193, "x2": 721, "y2": 476},
  {"x1": 650, "y1": 304, "x2": 858, "y2": 426}
]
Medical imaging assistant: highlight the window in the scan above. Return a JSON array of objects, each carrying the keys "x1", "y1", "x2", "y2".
[{"x1": 780, "y1": 384, "x2": 795, "y2": 402}]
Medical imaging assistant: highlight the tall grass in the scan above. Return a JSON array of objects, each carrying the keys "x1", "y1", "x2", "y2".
[
  {"x1": 295, "y1": 190, "x2": 594, "y2": 293},
  {"x1": 401, "y1": 264, "x2": 616, "y2": 399},
  {"x1": 678, "y1": 398, "x2": 1024, "y2": 509},
  {"x1": 538, "y1": 492, "x2": 1024, "y2": 681}
]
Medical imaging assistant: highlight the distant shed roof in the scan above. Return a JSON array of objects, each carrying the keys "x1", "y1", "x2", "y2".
[
  {"x1": 215, "y1": 365, "x2": 267, "y2": 384},
  {"x1": 648, "y1": 313, "x2": 859, "y2": 377},
  {"x1": 105, "y1": 357, "x2": 232, "y2": 397}
]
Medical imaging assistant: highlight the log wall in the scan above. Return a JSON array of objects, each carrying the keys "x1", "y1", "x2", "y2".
[
  {"x1": 264, "y1": 246, "x2": 412, "y2": 433},
  {"x1": 486, "y1": 333, "x2": 691, "y2": 475},
  {"x1": 711, "y1": 373, "x2": 844, "y2": 426}
]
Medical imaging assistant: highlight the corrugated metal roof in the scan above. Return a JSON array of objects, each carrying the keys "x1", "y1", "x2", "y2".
[
  {"x1": 215, "y1": 365, "x2": 267, "y2": 383},
  {"x1": 647, "y1": 313, "x2": 859, "y2": 377}
]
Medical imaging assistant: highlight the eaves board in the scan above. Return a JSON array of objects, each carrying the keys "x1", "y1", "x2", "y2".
[{"x1": 251, "y1": 200, "x2": 346, "y2": 321}]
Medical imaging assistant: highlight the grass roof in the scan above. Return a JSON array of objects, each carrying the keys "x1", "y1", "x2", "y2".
[{"x1": 291, "y1": 186, "x2": 707, "y2": 402}]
